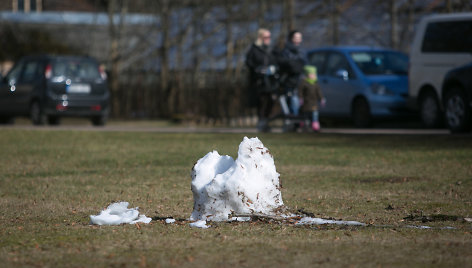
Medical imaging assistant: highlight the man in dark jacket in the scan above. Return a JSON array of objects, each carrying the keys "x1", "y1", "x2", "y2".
[
  {"x1": 246, "y1": 28, "x2": 278, "y2": 132},
  {"x1": 277, "y1": 30, "x2": 306, "y2": 116}
]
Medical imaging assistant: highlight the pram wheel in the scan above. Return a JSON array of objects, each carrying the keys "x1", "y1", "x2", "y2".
[{"x1": 282, "y1": 119, "x2": 296, "y2": 132}]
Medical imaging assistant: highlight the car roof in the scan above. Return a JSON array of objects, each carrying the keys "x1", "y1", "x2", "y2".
[
  {"x1": 307, "y1": 46, "x2": 403, "y2": 54},
  {"x1": 420, "y1": 12, "x2": 472, "y2": 22}
]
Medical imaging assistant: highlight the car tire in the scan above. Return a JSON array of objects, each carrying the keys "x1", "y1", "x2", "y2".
[
  {"x1": 419, "y1": 91, "x2": 442, "y2": 128},
  {"x1": 0, "y1": 116, "x2": 15, "y2": 125},
  {"x1": 47, "y1": 116, "x2": 61, "y2": 126},
  {"x1": 352, "y1": 97, "x2": 371, "y2": 128},
  {"x1": 91, "y1": 114, "x2": 107, "y2": 126},
  {"x1": 30, "y1": 101, "x2": 46, "y2": 125},
  {"x1": 444, "y1": 87, "x2": 471, "y2": 133}
]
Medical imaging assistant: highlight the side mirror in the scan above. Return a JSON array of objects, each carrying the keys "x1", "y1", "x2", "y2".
[{"x1": 335, "y1": 69, "x2": 349, "y2": 81}]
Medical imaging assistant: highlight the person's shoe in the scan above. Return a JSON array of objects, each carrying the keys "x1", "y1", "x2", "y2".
[{"x1": 312, "y1": 121, "x2": 320, "y2": 132}]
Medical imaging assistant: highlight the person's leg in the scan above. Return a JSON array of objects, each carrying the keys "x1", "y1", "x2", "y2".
[
  {"x1": 279, "y1": 95, "x2": 290, "y2": 115},
  {"x1": 263, "y1": 93, "x2": 274, "y2": 119},
  {"x1": 257, "y1": 93, "x2": 272, "y2": 131},
  {"x1": 313, "y1": 110, "x2": 319, "y2": 122},
  {"x1": 290, "y1": 90, "x2": 300, "y2": 116},
  {"x1": 311, "y1": 110, "x2": 320, "y2": 131}
]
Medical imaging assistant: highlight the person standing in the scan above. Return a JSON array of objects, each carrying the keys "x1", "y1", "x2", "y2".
[
  {"x1": 277, "y1": 30, "x2": 306, "y2": 116},
  {"x1": 298, "y1": 65, "x2": 326, "y2": 131},
  {"x1": 245, "y1": 28, "x2": 278, "y2": 132}
]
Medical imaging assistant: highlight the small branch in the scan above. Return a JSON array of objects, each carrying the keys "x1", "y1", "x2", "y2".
[{"x1": 231, "y1": 213, "x2": 301, "y2": 222}]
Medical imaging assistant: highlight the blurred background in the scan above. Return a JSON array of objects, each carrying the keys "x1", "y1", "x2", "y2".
[{"x1": 0, "y1": 0, "x2": 470, "y2": 125}]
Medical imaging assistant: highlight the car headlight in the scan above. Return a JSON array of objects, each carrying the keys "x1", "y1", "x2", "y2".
[{"x1": 371, "y1": 83, "x2": 394, "y2": 96}]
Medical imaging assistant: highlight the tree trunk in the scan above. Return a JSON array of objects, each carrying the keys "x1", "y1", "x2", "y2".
[
  {"x1": 390, "y1": 0, "x2": 398, "y2": 50},
  {"x1": 225, "y1": 0, "x2": 234, "y2": 79},
  {"x1": 331, "y1": 0, "x2": 339, "y2": 45},
  {"x1": 160, "y1": 0, "x2": 171, "y2": 116},
  {"x1": 446, "y1": 0, "x2": 453, "y2": 12},
  {"x1": 107, "y1": 0, "x2": 127, "y2": 118},
  {"x1": 286, "y1": 0, "x2": 295, "y2": 32}
]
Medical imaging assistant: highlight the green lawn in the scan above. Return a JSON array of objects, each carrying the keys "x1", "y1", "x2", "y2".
[{"x1": 0, "y1": 129, "x2": 471, "y2": 267}]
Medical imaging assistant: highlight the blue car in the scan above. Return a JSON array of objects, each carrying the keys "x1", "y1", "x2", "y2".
[{"x1": 307, "y1": 46, "x2": 410, "y2": 127}]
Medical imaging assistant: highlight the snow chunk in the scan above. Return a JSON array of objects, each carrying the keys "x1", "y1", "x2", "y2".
[
  {"x1": 189, "y1": 220, "x2": 210, "y2": 229},
  {"x1": 190, "y1": 137, "x2": 283, "y2": 221},
  {"x1": 90, "y1": 202, "x2": 152, "y2": 225},
  {"x1": 165, "y1": 218, "x2": 176, "y2": 224},
  {"x1": 296, "y1": 217, "x2": 366, "y2": 226},
  {"x1": 405, "y1": 225, "x2": 431, "y2": 229}
]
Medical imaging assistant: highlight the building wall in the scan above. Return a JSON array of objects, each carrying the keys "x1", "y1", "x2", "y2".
[{"x1": 0, "y1": 0, "x2": 105, "y2": 12}]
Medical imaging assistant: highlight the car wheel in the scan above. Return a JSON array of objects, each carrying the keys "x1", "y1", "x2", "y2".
[
  {"x1": 30, "y1": 101, "x2": 46, "y2": 125},
  {"x1": 352, "y1": 97, "x2": 371, "y2": 128},
  {"x1": 420, "y1": 92, "x2": 441, "y2": 128},
  {"x1": 0, "y1": 116, "x2": 15, "y2": 125},
  {"x1": 47, "y1": 116, "x2": 61, "y2": 126},
  {"x1": 444, "y1": 87, "x2": 471, "y2": 133},
  {"x1": 91, "y1": 114, "x2": 107, "y2": 126}
]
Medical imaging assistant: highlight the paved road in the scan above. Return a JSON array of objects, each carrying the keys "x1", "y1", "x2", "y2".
[{"x1": 0, "y1": 123, "x2": 452, "y2": 135}]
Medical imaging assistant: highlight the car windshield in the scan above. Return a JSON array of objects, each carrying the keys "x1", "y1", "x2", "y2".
[
  {"x1": 53, "y1": 59, "x2": 100, "y2": 80},
  {"x1": 350, "y1": 51, "x2": 408, "y2": 75}
]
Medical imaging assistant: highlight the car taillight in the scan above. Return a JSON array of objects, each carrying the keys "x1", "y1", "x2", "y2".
[
  {"x1": 45, "y1": 64, "x2": 52, "y2": 79},
  {"x1": 56, "y1": 103, "x2": 68, "y2": 111},
  {"x1": 91, "y1": 105, "x2": 101, "y2": 111}
]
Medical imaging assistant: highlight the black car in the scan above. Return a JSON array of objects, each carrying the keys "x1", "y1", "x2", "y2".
[
  {"x1": 0, "y1": 55, "x2": 109, "y2": 126},
  {"x1": 442, "y1": 62, "x2": 472, "y2": 133}
]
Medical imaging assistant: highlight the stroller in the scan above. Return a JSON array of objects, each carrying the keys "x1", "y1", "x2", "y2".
[{"x1": 263, "y1": 73, "x2": 308, "y2": 132}]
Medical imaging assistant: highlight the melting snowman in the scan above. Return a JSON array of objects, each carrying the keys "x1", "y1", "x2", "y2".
[{"x1": 190, "y1": 137, "x2": 284, "y2": 221}]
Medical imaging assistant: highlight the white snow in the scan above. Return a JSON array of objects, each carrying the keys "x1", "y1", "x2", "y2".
[
  {"x1": 189, "y1": 220, "x2": 210, "y2": 229},
  {"x1": 230, "y1": 217, "x2": 251, "y2": 222},
  {"x1": 190, "y1": 137, "x2": 283, "y2": 221},
  {"x1": 405, "y1": 225, "x2": 432, "y2": 229},
  {"x1": 165, "y1": 218, "x2": 176, "y2": 224},
  {"x1": 295, "y1": 217, "x2": 366, "y2": 226},
  {"x1": 90, "y1": 202, "x2": 152, "y2": 225}
]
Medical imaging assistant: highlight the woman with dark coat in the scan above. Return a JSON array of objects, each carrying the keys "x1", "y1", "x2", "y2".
[
  {"x1": 245, "y1": 28, "x2": 278, "y2": 131},
  {"x1": 276, "y1": 30, "x2": 306, "y2": 116}
]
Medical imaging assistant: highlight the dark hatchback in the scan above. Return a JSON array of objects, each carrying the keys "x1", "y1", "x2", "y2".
[{"x1": 0, "y1": 55, "x2": 109, "y2": 126}]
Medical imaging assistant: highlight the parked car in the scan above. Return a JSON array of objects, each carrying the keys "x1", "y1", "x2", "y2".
[
  {"x1": 0, "y1": 55, "x2": 109, "y2": 126},
  {"x1": 408, "y1": 12, "x2": 472, "y2": 128},
  {"x1": 307, "y1": 46, "x2": 410, "y2": 127},
  {"x1": 441, "y1": 62, "x2": 472, "y2": 132}
]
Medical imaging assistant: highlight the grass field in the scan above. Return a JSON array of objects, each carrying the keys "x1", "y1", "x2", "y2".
[{"x1": 0, "y1": 129, "x2": 471, "y2": 267}]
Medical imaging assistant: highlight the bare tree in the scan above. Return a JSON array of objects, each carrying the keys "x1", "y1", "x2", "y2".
[
  {"x1": 107, "y1": 0, "x2": 128, "y2": 117},
  {"x1": 330, "y1": 0, "x2": 339, "y2": 45},
  {"x1": 390, "y1": 0, "x2": 398, "y2": 49},
  {"x1": 284, "y1": 0, "x2": 296, "y2": 32}
]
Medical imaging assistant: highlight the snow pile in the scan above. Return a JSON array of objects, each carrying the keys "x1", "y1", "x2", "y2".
[
  {"x1": 90, "y1": 202, "x2": 152, "y2": 225},
  {"x1": 189, "y1": 220, "x2": 210, "y2": 229},
  {"x1": 190, "y1": 137, "x2": 283, "y2": 222},
  {"x1": 296, "y1": 217, "x2": 366, "y2": 226}
]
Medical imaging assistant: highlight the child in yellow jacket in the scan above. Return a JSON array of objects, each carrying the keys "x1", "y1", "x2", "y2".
[{"x1": 298, "y1": 65, "x2": 326, "y2": 131}]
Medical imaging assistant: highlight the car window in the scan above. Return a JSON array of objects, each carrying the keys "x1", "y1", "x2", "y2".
[
  {"x1": 351, "y1": 51, "x2": 408, "y2": 75},
  {"x1": 308, "y1": 52, "x2": 327, "y2": 75},
  {"x1": 6, "y1": 62, "x2": 24, "y2": 84},
  {"x1": 20, "y1": 61, "x2": 39, "y2": 83},
  {"x1": 325, "y1": 52, "x2": 353, "y2": 78},
  {"x1": 53, "y1": 59, "x2": 101, "y2": 80},
  {"x1": 422, "y1": 20, "x2": 472, "y2": 53}
]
